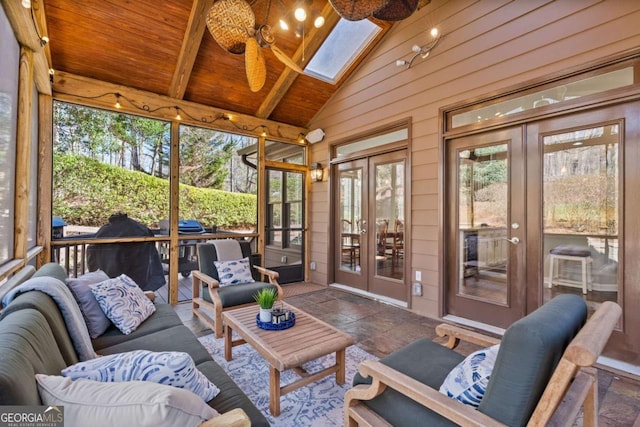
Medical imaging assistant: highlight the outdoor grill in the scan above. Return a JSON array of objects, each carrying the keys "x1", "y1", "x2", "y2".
[{"x1": 158, "y1": 219, "x2": 206, "y2": 277}]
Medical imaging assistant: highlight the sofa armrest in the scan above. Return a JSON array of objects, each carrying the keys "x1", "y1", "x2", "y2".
[
  {"x1": 345, "y1": 360, "x2": 507, "y2": 427},
  {"x1": 435, "y1": 323, "x2": 501, "y2": 350},
  {"x1": 199, "y1": 408, "x2": 250, "y2": 427}
]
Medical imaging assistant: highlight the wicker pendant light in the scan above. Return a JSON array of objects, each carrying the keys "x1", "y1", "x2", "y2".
[
  {"x1": 328, "y1": 0, "x2": 390, "y2": 21},
  {"x1": 373, "y1": 0, "x2": 418, "y2": 21},
  {"x1": 206, "y1": 0, "x2": 255, "y2": 54}
]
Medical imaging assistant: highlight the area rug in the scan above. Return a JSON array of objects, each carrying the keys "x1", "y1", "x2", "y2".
[{"x1": 198, "y1": 334, "x2": 378, "y2": 426}]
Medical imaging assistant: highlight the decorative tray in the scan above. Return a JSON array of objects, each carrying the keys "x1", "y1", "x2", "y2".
[{"x1": 256, "y1": 311, "x2": 296, "y2": 331}]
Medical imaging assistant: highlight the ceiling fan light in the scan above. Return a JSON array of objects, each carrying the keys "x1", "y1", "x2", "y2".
[
  {"x1": 294, "y1": 7, "x2": 306, "y2": 22},
  {"x1": 313, "y1": 15, "x2": 325, "y2": 28},
  {"x1": 279, "y1": 17, "x2": 289, "y2": 31}
]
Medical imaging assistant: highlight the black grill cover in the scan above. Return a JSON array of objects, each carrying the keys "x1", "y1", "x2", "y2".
[{"x1": 87, "y1": 213, "x2": 165, "y2": 291}]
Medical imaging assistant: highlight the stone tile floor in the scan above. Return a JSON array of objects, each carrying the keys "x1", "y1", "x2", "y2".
[{"x1": 174, "y1": 285, "x2": 640, "y2": 426}]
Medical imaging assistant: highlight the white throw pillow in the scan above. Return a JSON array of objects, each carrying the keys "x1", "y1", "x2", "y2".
[
  {"x1": 62, "y1": 350, "x2": 219, "y2": 402},
  {"x1": 89, "y1": 274, "x2": 156, "y2": 335},
  {"x1": 214, "y1": 257, "x2": 255, "y2": 286},
  {"x1": 439, "y1": 344, "x2": 500, "y2": 407},
  {"x1": 36, "y1": 374, "x2": 218, "y2": 427}
]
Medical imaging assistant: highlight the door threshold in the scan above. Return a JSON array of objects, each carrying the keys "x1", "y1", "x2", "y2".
[
  {"x1": 442, "y1": 315, "x2": 506, "y2": 336},
  {"x1": 444, "y1": 315, "x2": 640, "y2": 377},
  {"x1": 330, "y1": 283, "x2": 408, "y2": 308}
]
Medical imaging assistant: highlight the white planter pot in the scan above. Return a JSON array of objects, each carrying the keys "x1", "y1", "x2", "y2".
[{"x1": 259, "y1": 308, "x2": 272, "y2": 323}]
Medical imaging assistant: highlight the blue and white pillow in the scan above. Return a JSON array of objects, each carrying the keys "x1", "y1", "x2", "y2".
[
  {"x1": 439, "y1": 344, "x2": 500, "y2": 407},
  {"x1": 89, "y1": 274, "x2": 156, "y2": 335},
  {"x1": 214, "y1": 257, "x2": 255, "y2": 286},
  {"x1": 62, "y1": 350, "x2": 220, "y2": 402}
]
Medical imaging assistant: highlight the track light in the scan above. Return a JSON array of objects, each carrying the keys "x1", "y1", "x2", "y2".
[{"x1": 395, "y1": 27, "x2": 442, "y2": 69}]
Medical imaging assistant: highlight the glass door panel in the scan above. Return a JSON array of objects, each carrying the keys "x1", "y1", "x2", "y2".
[
  {"x1": 458, "y1": 145, "x2": 508, "y2": 305},
  {"x1": 339, "y1": 168, "x2": 363, "y2": 273},
  {"x1": 542, "y1": 124, "x2": 619, "y2": 301},
  {"x1": 374, "y1": 160, "x2": 404, "y2": 281}
]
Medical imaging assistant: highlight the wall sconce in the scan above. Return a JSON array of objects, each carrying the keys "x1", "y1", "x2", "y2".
[
  {"x1": 396, "y1": 27, "x2": 441, "y2": 69},
  {"x1": 310, "y1": 163, "x2": 324, "y2": 182}
]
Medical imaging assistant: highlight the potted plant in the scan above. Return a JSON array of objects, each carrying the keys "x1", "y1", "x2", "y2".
[{"x1": 254, "y1": 288, "x2": 278, "y2": 322}]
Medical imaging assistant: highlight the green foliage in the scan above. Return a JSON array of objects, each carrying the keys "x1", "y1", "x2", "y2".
[
  {"x1": 53, "y1": 154, "x2": 256, "y2": 228},
  {"x1": 253, "y1": 288, "x2": 278, "y2": 309}
]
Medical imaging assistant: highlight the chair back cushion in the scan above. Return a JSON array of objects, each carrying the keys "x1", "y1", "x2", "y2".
[
  {"x1": 198, "y1": 241, "x2": 257, "y2": 282},
  {"x1": 478, "y1": 294, "x2": 587, "y2": 426}
]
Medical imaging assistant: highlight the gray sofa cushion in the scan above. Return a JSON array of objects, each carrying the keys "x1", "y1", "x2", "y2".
[
  {"x1": 0, "y1": 291, "x2": 79, "y2": 366},
  {"x1": 32, "y1": 262, "x2": 68, "y2": 283},
  {"x1": 196, "y1": 361, "x2": 270, "y2": 427},
  {"x1": 97, "y1": 325, "x2": 212, "y2": 365},
  {"x1": 0, "y1": 309, "x2": 68, "y2": 405},
  {"x1": 91, "y1": 303, "x2": 184, "y2": 351},
  {"x1": 353, "y1": 338, "x2": 463, "y2": 427}
]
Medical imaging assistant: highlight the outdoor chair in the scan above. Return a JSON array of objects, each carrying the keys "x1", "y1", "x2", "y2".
[
  {"x1": 192, "y1": 240, "x2": 283, "y2": 338},
  {"x1": 345, "y1": 294, "x2": 621, "y2": 427}
]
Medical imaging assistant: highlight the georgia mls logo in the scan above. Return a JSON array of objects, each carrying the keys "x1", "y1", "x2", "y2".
[{"x1": 0, "y1": 405, "x2": 64, "y2": 427}]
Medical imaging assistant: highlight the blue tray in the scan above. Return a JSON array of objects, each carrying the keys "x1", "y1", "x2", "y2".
[{"x1": 256, "y1": 312, "x2": 296, "y2": 331}]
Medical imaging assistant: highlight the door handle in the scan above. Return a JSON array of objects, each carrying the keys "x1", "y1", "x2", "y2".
[{"x1": 503, "y1": 237, "x2": 520, "y2": 245}]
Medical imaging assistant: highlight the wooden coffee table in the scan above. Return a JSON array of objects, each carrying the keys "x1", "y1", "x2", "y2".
[{"x1": 222, "y1": 302, "x2": 354, "y2": 416}]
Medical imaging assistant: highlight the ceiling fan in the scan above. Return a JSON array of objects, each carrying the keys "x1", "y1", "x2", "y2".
[{"x1": 206, "y1": 0, "x2": 303, "y2": 92}]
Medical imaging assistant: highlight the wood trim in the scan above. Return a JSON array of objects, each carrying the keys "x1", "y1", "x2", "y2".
[
  {"x1": 169, "y1": 122, "x2": 180, "y2": 305},
  {"x1": 14, "y1": 47, "x2": 34, "y2": 260},
  {"x1": 168, "y1": 0, "x2": 215, "y2": 99},
  {"x1": 257, "y1": 135, "x2": 266, "y2": 260},
  {"x1": 53, "y1": 71, "x2": 307, "y2": 141},
  {"x1": 0, "y1": 0, "x2": 51, "y2": 95},
  {"x1": 31, "y1": 0, "x2": 51, "y2": 69},
  {"x1": 37, "y1": 94, "x2": 53, "y2": 266},
  {"x1": 256, "y1": 3, "x2": 340, "y2": 119}
]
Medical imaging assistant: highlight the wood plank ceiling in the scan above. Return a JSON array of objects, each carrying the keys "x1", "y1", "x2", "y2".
[{"x1": 40, "y1": 0, "x2": 406, "y2": 128}]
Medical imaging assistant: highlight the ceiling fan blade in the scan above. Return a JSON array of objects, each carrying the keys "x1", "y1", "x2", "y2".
[
  {"x1": 245, "y1": 37, "x2": 266, "y2": 92},
  {"x1": 271, "y1": 44, "x2": 304, "y2": 74}
]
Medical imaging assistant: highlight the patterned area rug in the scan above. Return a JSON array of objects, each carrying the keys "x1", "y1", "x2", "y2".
[{"x1": 198, "y1": 334, "x2": 377, "y2": 426}]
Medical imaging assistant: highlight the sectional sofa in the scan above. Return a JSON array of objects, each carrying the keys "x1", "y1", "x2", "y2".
[{"x1": 0, "y1": 263, "x2": 268, "y2": 426}]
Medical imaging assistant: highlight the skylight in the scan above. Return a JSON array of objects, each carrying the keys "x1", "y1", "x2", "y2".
[{"x1": 304, "y1": 18, "x2": 382, "y2": 84}]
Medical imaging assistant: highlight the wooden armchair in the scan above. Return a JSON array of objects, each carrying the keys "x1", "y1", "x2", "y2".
[
  {"x1": 192, "y1": 240, "x2": 283, "y2": 338},
  {"x1": 345, "y1": 295, "x2": 621, "y2": 427}
]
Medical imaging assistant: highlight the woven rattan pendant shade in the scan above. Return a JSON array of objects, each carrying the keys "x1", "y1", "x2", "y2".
[
  {"x1": 373, "y1": 0, "x2": 418, "y2": 21},
  {"x1": 329, "y1": 0, "x2": 390, "y2": 20},
  {"x1": 207, "y1": 0, "x2": 255, "y2": 54}
]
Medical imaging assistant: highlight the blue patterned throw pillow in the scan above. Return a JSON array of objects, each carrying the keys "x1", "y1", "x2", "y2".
[
  {"x1": 214, "y1": 257, "x2": 255, "y2": 286},
  {"x1": 61, "y1": 350, "x2": 220, "y2": 402},
  {"x1": 89, "y1": 274, "x2": 156, "y2": 335},
  {"x1": 439, "y1": 344, "x2": 500, "y2": 407}
]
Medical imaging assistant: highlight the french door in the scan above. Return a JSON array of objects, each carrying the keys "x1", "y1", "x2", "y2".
[
  {"x1": 445, "y1": 127, "x2": 526, "y2": 327},
  {"x1": 445, "y1": 102, "x2": 640, "y2": 363},
  {"x1": 334, "y1": 151, "x2": 407, "y2": 302}
]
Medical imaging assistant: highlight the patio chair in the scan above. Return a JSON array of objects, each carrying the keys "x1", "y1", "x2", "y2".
[
  {"x1": 345, "y1": 294, "x2": 621, "y2": 427},
  {"x1": 192, "y1": 240, "x2": 283, "y2": 338}
]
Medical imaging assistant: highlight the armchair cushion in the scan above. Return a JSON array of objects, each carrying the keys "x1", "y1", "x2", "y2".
[
  {"x1": 214, "y1": 258, "x2": 255, "y2": 286},
  {"x1": 439, "y1": 344, "x2": 499, "y2": 407},
  {"x1": 203, "y1": 282, "x2": 279, "y2": 308}
]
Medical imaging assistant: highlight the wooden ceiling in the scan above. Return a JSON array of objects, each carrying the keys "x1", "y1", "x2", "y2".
[{"x1": 39, "y1": 0, "x2": 400, "y2": 129}]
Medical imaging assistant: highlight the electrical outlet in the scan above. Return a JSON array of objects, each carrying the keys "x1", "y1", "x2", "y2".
[
  {"x1": 310, "y1": 261, "x2": 317, "y2": 270},
  {"x1": 415, "y1": 270, "x2": 422, "y2": 281},
  {"x1": 281, "y1": 256, "x2": 287, "y2": 263},
  {"x1": 412, "y1": 282, "x2": 423, "y2": 296}
]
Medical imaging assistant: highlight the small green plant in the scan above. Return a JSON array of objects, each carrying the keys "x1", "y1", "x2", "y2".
[{"x1": 253, "y1": 288, "x2": 278, "y2": 309}]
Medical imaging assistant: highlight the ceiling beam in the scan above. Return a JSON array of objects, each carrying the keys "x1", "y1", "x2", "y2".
[
  {"x1": 168, "y1": 0, "x2": 216, "y2": 99},
  {"x1": 31, "y1": 0, "x2": 52, "y2": 69},
  {"x1": 53, "y1": 71, "x2": 307, "y2": 140},
  {"x1": 0, "y1": 0, "x2": 51, "y2": 95},
  {"x1": 255, "y1": 2, "x2": 340, "y2": 119}
]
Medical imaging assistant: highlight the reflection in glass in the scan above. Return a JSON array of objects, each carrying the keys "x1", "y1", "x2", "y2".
[
  {"x1": 374, "y1": 161, "x2": 404, "y2": 280},
  {"x1": 339, "y1": 168, "x2": 362, "y2": 273},
  {"x1": 543, "y1": 125, "x2": 619, "y2": 306},
  {"x1": 458, "y1": 144, "x2": 508, "y2": 304}
]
